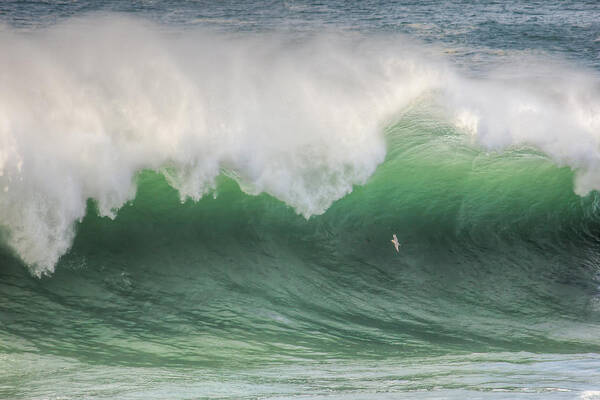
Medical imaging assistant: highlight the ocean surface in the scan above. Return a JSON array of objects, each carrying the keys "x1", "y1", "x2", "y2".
[{"x1": 1, "y1": 1, "x2": 600, "y2": 399}]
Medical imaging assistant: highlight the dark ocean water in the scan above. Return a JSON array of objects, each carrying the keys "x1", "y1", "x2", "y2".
[{"x1": 1, "y1": 1, "x2": 600, "y2": 399}]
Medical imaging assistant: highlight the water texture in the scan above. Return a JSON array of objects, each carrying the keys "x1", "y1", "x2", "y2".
[{"x1": 1, "y1": 1, "x2": 600, "y2": 399}]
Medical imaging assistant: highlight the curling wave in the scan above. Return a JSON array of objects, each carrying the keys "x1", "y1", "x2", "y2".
[{"x1": 0, "y1": 16, "x2": 600, "y2": 275}]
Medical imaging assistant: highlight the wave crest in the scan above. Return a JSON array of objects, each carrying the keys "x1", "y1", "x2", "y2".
[
  {"x1": 0, "y1": 17, "x2": 439, "y2": 275},
  {"x1": 2, "y1": 16, "x2": 600, "y2": 276}
]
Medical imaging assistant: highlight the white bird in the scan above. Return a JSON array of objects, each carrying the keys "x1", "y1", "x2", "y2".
[{"x1": 391, "y1": 234, "x2": 400, "y2": 252}]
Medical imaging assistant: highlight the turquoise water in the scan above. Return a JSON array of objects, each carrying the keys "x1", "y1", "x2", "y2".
[{"x1": 1, "y1": 1, "x2": 600, "y2": 399}]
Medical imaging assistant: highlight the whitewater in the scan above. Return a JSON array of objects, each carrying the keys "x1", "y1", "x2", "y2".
[
  {"x1": 2, "y1": 1, "x2": 600, "y2": 399},
  {"x1": 1, "y1": 16, "x2": 600, "y2": 276}
]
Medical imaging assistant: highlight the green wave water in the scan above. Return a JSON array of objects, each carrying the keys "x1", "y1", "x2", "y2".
[
  {"x1": 3, "y1": 1, "x2": 600, "y2": 398},
  {"x1": 2, "y1": 110, "x2": 600, "y2": 398}
]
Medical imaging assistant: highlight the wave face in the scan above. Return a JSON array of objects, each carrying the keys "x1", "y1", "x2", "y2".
[
  {"x1": 1, "y1": 17, "x2": 600, "y2": 276},
  {"x1": 3, "y1": 107, "x2": 600, "y2": 397}
]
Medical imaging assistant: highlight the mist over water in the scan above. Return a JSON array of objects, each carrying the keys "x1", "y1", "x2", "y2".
[
  {"x1": 0, "y1": 18, "x2": 435, "y2": 274},
  {"x1": 1, "y1": 17, "x2": 600, "y2": 276},
  {"x1": 1, "y1": 2, "x2": 600, "y2": 399}
]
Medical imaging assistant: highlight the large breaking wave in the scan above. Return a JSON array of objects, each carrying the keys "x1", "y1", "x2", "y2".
[{"x1": 1, "y1": 15, "x2": 600, "y2": 276}]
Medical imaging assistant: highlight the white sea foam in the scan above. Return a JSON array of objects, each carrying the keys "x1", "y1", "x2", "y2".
[
  {"x1": 0, "y1": 17, "x2": 442, "y2": 275},
  {"x1": 1, "y1": 16, "x2": 599, "y2": 276},
  {"x1": 447, "y1": 65, "x2": 600, "y2": 195},
  {"x1": 581, "y1": 391, "x2": 600, "y2": 400}
]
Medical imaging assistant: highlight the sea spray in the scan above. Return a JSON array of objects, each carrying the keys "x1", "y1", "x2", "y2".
[
  {"x1": 0, "y1": 17, "x2": 439, "y2": 275},
  {"x1": 1, "y1": 16, "x2": 600, "y2": 275}
]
